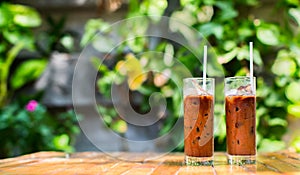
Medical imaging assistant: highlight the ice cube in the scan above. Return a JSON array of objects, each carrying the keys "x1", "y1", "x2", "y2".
[
  {"x1": 184, "y1": 86, "x2": 210, "y2": 96},
  {"x1": 226, "y1": 89, "x2": 237, "y2": 96},
  {"x1": 184, "y1": 87, "x2": 198, "y2": 96},
  {"x1": 237, "y1": 84, "x2": 253, "y2": 95}
]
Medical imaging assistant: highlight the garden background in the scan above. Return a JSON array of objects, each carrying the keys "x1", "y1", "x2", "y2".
[{"x1": 1, "y1": 0, "x2": 300, "y2": 158}]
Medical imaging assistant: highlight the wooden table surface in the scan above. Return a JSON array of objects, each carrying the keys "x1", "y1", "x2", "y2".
[{"x1": 0, "y1": 151, "x2": 300, "y2": 174}]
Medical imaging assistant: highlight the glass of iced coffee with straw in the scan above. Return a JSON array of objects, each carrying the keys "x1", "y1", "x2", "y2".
[
  {"x1": 225, "y1": 76, "x2": 256, "y2": 165},
  {"x1": 183, "y1": 78, "x2": 214, "y2": 165}
]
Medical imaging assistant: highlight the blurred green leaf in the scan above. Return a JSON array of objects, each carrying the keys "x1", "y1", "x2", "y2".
[
  {"x1": 199, "y1": 22, "x2": 224, "y2": 39},
  {"x1": 207, "y1": 50, "x2": 224, "y2": 76},
  {"x1": 0, "y1": 43, "x2": 6, "y2": 53},
  {"x1": 140, "y1": 0, "x2": 168, "y2": 22},
  {"x1": 138, "y1": 86, "x2": 158, "y2": 96},
  {"x1": 215, "y1": 1, "x2": 238, "y2": 21},
  {"x1": 287, "y1": 104, "x2": 300, "y2": 117},
  {"x1": 197, "y1": 5, "x2": 214, "y2": 23},
  {"x1": 218, "y1": 48, "x2": 238, "y2": 64},
  {"x1": 236, "y1": 46, "x2": 248, "y2": 61},
  {"x1": 16, "y1": 110, "x2": 30, "y2": 125},
  {"x1": 236, "y1": 46, "x2": 262, "y2": 65},
  {"x1": 286, "y1": 0, "x2": 300, "y2": 6},
  {"x1": 265, "y1": 91, "x2": 286, "y2": 107},
  {"x1": 289, "y1": 8, "x2": 300, "y2": 26},
  {"x1": 60, "y1": 35, "x2": 74, "y2": 52},
  {"x1": 256, "y1": 25, "x2": 280, "y2": 46},
  {"x1": 238, "y1": 26, "x2": 253, "y2": 39},
  {"x1": 53, "y1": 134, "x2": 73, "y2": 152},
  {"x1": 39, "y1": 125, "x2": 51, "y2": 137},
  {"x1": 164, "y1": 43, "x2": 174, "y2": 66},
  {"x1": 235, "y1": 67, "x2": 248, "y2": 76},
  {"x1": 271, "y1": 57, "x2": 296, "y2": 76},
  {"x1": 275, "y1": 77, "x2": 290, "y2": 87},
  {"x1": 10, "y1": 59, "x2": 47, "y2": 89},
  {"x1": 81, "y1": 19, "x2": 111, "y2": 47},
  {"x1": 92, "y1": 34, "x2": 115, "y2": 53},
  {"x1": 9, "y1": 4, "x2": 41, "y2": 27},
  {"x1": 285, "y1": 82, "x2": 300, "y2": 103},
  {"x1": 258, "y1": 139, "x2": 286, "y2": 152},
  {"x1": 253, "y1": 48, "x2": 263, "y2": 66},
  {"x1": 161, "y1": 85, "x2": 174, "y2": 97},
  {"x1": 239, "y1": 0, "x2": 259, "y2": 6},
  {"x1": 111, "y1": 120, "x2": 127, "y2": 133},
  {"x1": 268, "y1": 118, "x2": 288, "y2": 127},
  {"x1": 214, "y1": 104, "x2": 226, "y2": 141},
  {"x1": 171, "y1": 10, "x2": 197, "y2": 26},
  {"x1": 126, "y1": 37, "x2": 146, "y2": 53},
  {"x1": 172, "y1": 90, "x2": 183, "y2": 118},
  {"x1": 180, "y1": 0, "x2": 194, "y2": 6},
  {"x1": 223, "y1": 40, "x2": 236, "y2": 51},
  {"x1": 0, "y1": 7, "x2": 9, "y2": 27},
  {"x1": 3, "y1": 29, "x2": 34, "y2": 50}
]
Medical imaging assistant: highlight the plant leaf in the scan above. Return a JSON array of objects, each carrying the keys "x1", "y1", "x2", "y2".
[
  {"x1": 0, "y1": 6, "x2": 9, "y2": 27},
  {"x1": 289, "y1": 8, "x2": 300, "y2": 26},
  {"x1": 285, "y1": 82, "x2": 300, "y2": 103},
  {"x1": 272, "y1": 57, "x2": 296, "y2": 76},
  {"x1": 3, "y1": 29, "x2": 35, "y2": 50},
  {"x1": 116, "y1": 53, "x2": 146, "y2": 90},
  {"x1": 218, "y1": 48, "x2": 238, "y2": 64},
  {"x1": 140, "y1": 0, "x2": 168, "y2": 22},
  {"x1": 11, "y1": 59, "x2": 47, "y2": 89},
  {"x1": 256, "y1": 25, "x2": 280, "y2": 46},
  {"x1": 111, "y1": 120, "x2": 127, "y2": 133},
  {"x1": 258, "y1": 139, "x2": 286, "y2": 152},
  {"x1": 215, "y1": 1, "x2": 238, "y2": 21},
  {"x1": 287, "y1": 104, "x2": 300, "y2": 117},
  {"x1": 198, "y1": 22, "x2": 224, "y2": 39},
  {"x1": 9, "y1": 4, "x2": 41, "y2": 27},
  {"x1": 81, "y1": 19, "x2": 111, "y2": 47}
]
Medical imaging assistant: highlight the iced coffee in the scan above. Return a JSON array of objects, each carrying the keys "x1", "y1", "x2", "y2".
[
  {"x1": 183, "y1": 78, "x2": 214, "y2": 165},
  {"x1": 225, "y1": 77, "x2": 256, "y2": 164}
]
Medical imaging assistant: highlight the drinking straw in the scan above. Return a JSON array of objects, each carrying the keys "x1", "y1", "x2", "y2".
[
  {"x1": 249, "y1": 42, "x2": 254, "y2": 92},
  {"x1": 203, "y1": 45, "x2": 207, "y2": 91},
  {"x1": 191, "y1": 45, "x2": 208, "y2": 94}
]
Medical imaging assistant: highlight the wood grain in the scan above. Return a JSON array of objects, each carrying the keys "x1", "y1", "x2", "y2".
[{"x1": 0, "y1": 151, "x2": 300, "y2": 174}]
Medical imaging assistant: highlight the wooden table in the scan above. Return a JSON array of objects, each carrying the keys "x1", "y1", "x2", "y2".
[{"x1": 0, "y1": 151, "x2": 300, "y2": 174}]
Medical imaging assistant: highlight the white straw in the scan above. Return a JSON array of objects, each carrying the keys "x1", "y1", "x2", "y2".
[
  {"x1": 249, "y1": 42, "x2": 254, "y2": 92},
  {"x1": 203, "y1": 45, "x2": 207, "y2": 91}
]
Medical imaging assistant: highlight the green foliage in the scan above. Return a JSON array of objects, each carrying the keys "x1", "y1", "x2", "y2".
[
  {"x1": 82, "y1": 0, "x2": 300, "y2": 152},
  {"x1": 0, "y1": 2, "x2": 44, "y2": 107},
  {"x1": 0, "y1": 101, "x2": 80, "y2": 158},
  {"x1": 36, "y1": 16, "x2": 78, "y2": 56},
  {"x1": 0, "y1": 2, "x2": 80, "y2": 158},
  {"x1": 10, "y1": 59, "x2": 48, "y2": 89}
]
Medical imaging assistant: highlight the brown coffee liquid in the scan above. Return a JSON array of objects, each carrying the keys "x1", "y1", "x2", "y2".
[
  {"x1": 226, "y1": 95, "x2": 256, "y2": 155},
  {"x1": 184, "y1": 95, "x2": 214, "y2": 157}
]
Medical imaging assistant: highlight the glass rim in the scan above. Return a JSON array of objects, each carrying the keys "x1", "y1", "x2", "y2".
[
  {"x1": 183, "y1": 77, "x2": 215, "y2": 81},
  {"x1": 225, "y1": 76, "x2": 256, "y2": 80}
]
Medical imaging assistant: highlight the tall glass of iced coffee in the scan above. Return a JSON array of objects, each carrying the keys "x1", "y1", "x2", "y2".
[
  {"x1": 225, "y1": 76, "x2": 256, "y2": 165},
  {"x1": 183, "y1": 78, "x2": 214, "y2": 165}
]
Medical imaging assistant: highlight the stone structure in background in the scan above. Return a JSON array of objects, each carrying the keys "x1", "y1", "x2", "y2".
[{"x1": 35, "y1": 52, "x2": 77, "y2": 106}]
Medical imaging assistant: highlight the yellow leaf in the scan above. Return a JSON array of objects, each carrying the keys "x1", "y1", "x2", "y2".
[
  {"x1": 116, "y1": 53, "x2": 146, "y2": 90},
  {"x1": 116, "y1": 60, "x2": 126, "y2": 75}
]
